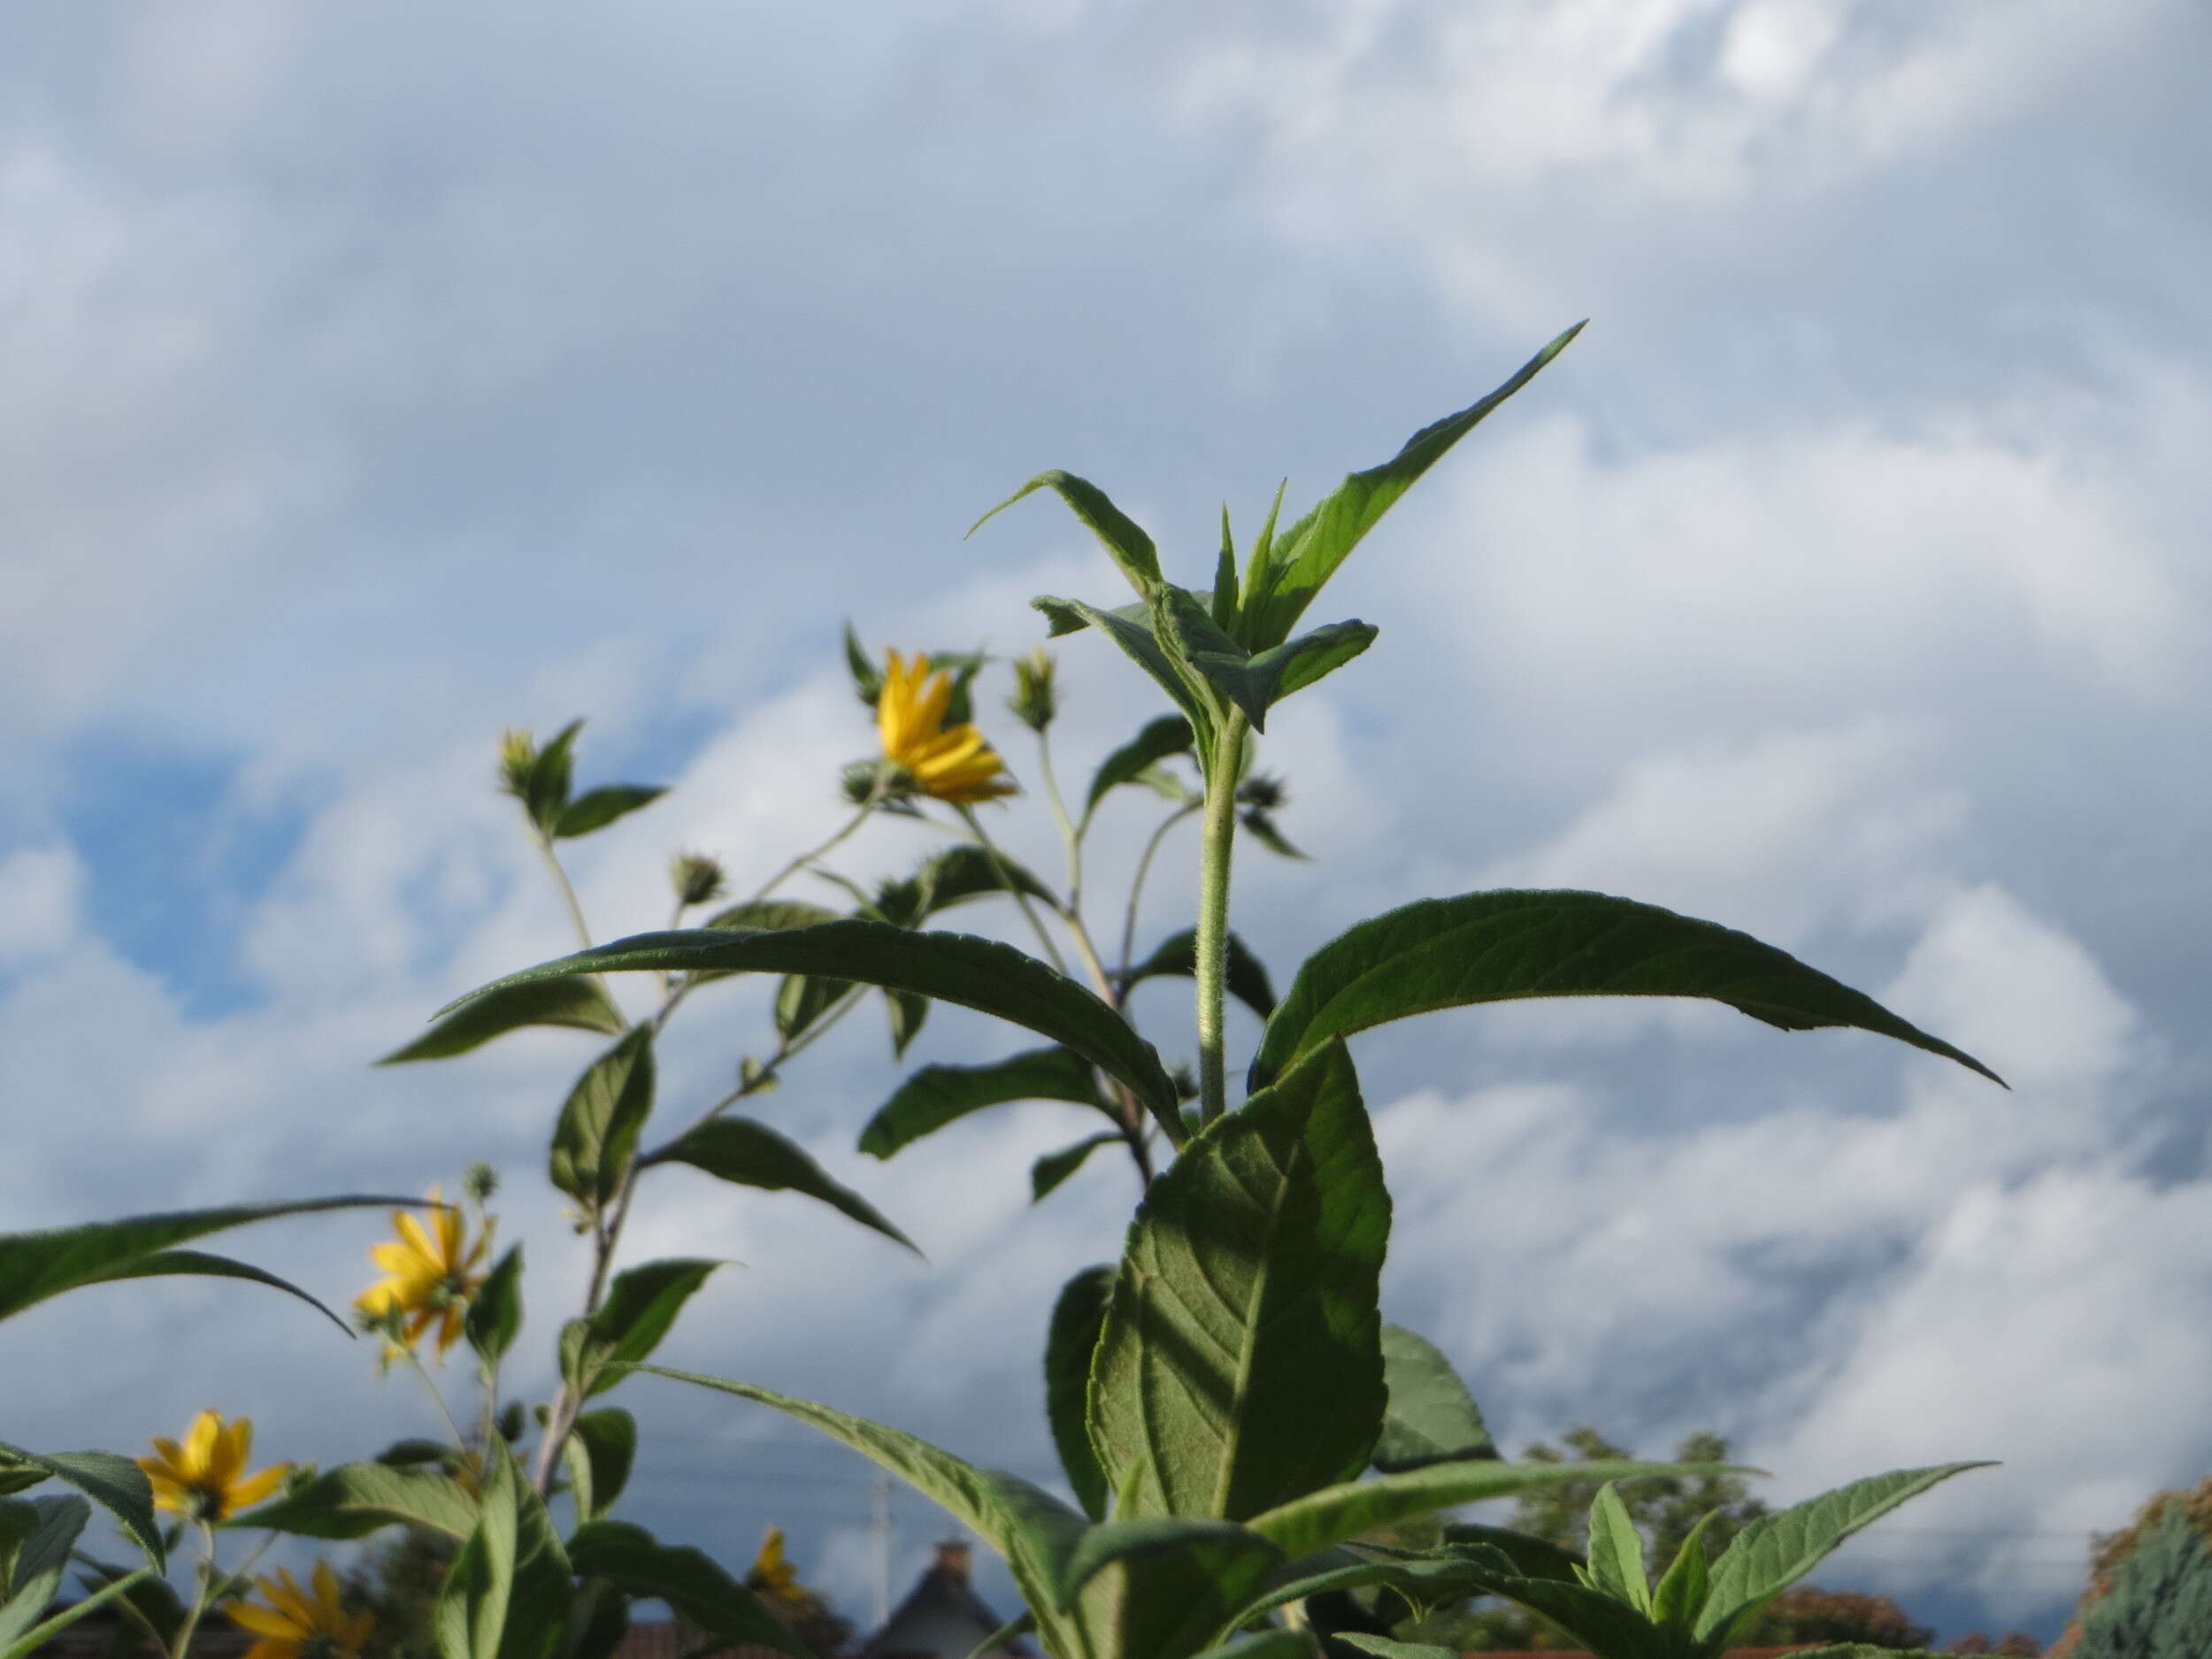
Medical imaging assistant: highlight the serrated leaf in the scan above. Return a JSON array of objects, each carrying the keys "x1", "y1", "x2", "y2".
[
  {"x1": 1240, "y1": 324, "x2": 1584, "y2": 649},
  {"x1": 1694, "y1": 1462, "x2": 1993, "y2": 1647},
  {"x1": 380, "y1": 977, "x2": 626, "y2": 1064},
  {"x1": 1088, "y1": 1040, "x2": 1388, "y2": 1521},
  {"x1": 0, "y1": 1195, "x2": 419, "y2": 1325},
  {"x1": 1122, "y1": 928, "x2": 1277, "y2": 1019},
  {"x1": 234, "y1": 1462, "x2": 479, "y2": 1541},
  {"x1": 563, "y1": 1261, "x2": 721, "y2": 1401},
  {"x1": 1158, "y1": 591, "x2": 1376, "y2": 733},
  {"x1": 77, "y1": 1248, "x2": 351, "y2": 1333},
  {"x1": 1373, "y1": 1325, "x2": 1496, "y2": 1472},
  {"x1": 647, "y1": 1117, "x2": 917, "y2": 1254},
  {"x1": 563, "y1": 1410, "x2": 636, "y2": 1525},
  {"x1": 1056, "y1": 1517, "x2": 1281, "y2": 1609},
  {"x1": 1032, "y1": 595, "x2": 1218, "y2": 760},
  {"x1": 1442, "y1": 1522, "x2": 1586, "y2": 1583},
  {"x1": 861, "y1": 1047, "x2": 1109, "y2": 1160},
  {"x1": 549, "y1": 1030, "x2": 657, "y2": 1211},
  {"x1": 1240, "y1": 810, "x2": 1307, "y2": 861},
  {"x1": 1251, "y1": 889, "x2": 2006, "y2": 1091},
  {"x1": 0, "y1": 1448, "x2": 157, "y2": 1570},
  {"x1": 1248, "y1": 1459, "x2": 1735, "y2": 1563},
  {"x1": 1082, "y1": 716, "x2": 1195, "y2": 824},
  {"x1": 1056, "y1": 1517, "x2": 1283, "y2": 1659},
  {"x1": 555, "y1": 786, "x2": 667, "y2": 840},
  {"x1": 972, "y1": 471, "x2": 1162, "y2": 597},
  {"x1": 1258, "y1": 619, "x2": 1379, "y2": 703},
  {"x1": 567, "y1": 1520, "x2": 812, "y2": 1659},
  {"x1": 637, "y1": 1366, "x2": 1091, "y2": 1659},
  {"x1": 0, "y1": 1497, "x2": 88, "y2": 1647},
  {"x1": 465, "y1": 1245, "x2": 525, "y2": 1371},
  {"x1": 1583, "y1": 1482, "x2": 1650, "y2": 1614},
  {"x1": 691, "y1": 902, "x2": 846, "y2": 987},
  {"x1": 437, "y1": 924, "x2": 1182, "y2": 1130},
  {"x1": 1045, "y1": 1266, "x2": 1114, "y2": 1520},
  {"x1": 1032, "y1": 1133, "x2": 1122, "y2": 1204}
]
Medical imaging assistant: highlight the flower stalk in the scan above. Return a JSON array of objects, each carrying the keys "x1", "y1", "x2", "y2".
[{"x1": 1194, "y1": 711, "x2": 1248, "y2": 1124}]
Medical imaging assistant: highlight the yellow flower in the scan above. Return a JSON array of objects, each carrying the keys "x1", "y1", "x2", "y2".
[
  {"x1": 137, "y1": 1410, "x2": 289, "y2": 1523},
  {"x1": 751, "y1": 1525, "x2": 800, "y2": 1597},
  {"x1": 877, "y1": 649, "x2": 1018, "y2": 804},
  {"x1": 353, "y1": 1187, "x2": 490, "y2": 1360},
  {"x1": 228, "y1": 1563, "x2": 374, "y2": 1659}
]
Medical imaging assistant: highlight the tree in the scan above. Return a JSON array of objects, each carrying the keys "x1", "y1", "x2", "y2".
[
  {"x1": 1735, "y1": 1585, "x2": 1933, "y2": 1647},
  {"x1": 2071, "y1": 1502, "x2": 2212, "y2": 1659}
]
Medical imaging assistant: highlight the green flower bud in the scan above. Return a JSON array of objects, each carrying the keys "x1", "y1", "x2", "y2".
[
  {"x1": 1008, "y1": 647, "x2": 1058, "y2": 732},
  {"x1": 670, "y1": 850, "x2": 727, "y2": 908}
]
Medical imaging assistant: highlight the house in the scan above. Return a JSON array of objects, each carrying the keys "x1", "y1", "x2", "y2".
[{"x1": 856, "y1": 1541, "x2": 1030, "y2": 1659}]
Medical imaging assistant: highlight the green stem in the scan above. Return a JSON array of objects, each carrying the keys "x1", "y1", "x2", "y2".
[
  {"x1": 397, "y1": 1345, "x2": 472, "y2": 1452},
  {"x1": 1194, "y1": 712, "x2": 1248, "y2": 1124},
  {"x1": 748, "y1": 787, "x2": 883, "y2": 905},
  {"x1": 1118, "y1": 801, "x2": 1201, "y2": 984},
  {"x1": 166, "y1": 1524, "x2": 217, "y2": 1659},
  {"x1": 2, "y1": 1568, "x2": 155, "y2": 1659},
  {"x1": 956, "y1": 805, "x2": 1068, "y2": 975},
  {"x1": 533, "y1": 832, "x2": 596, "y2": 953}
]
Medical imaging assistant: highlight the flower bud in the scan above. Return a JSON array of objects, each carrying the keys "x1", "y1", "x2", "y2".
[
  {"x1": 670, "y1": 851, "x2": 727, "y2": 908},
  {"x1": 497, "y1": 728, "x2": 538, "y2": 799},
  {"x1": 464, "y1": 1162, "x2": 500, "y2": 1204},
  {"x1": 1008, "y1": 648, "x2": 1058, "y2": 732}
]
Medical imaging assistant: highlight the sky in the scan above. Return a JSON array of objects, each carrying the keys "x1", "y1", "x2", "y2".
[{"x1": 2, "y1": 0, "x2": 2208, "y2": 1647}]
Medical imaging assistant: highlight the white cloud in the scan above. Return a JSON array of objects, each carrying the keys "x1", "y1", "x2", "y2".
[{"x1": 0, "y1": 842, "x2": 86, "y2": 965}]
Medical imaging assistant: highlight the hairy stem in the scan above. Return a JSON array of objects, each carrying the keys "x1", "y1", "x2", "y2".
[{"x1": 1194, "y1": 713, "x2": 1248, "y2": 1124}]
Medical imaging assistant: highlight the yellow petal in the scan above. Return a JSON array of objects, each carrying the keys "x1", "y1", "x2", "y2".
[
  {"x1": 229, "y1": 1464, "x2": 290, "y2": 1510},
  {"x1": 369, "y1": 1241, "x2": 417, "y2": 1274},
  {"x1": 182, "y1": 1410, "x2": 222, "y2": 1476},
  {"x1": 263, "y1": 1570, "x2": 316, "y2": 1629},
  {"x1": 242, "y1": 1638, "x2": 301, "y2": 1659},
  {"x1": 230, "y1": 1604, "x2": 304, "y2": 1640},
  {"x1": 311, "y1": 1562, "x2": 346, "y2": 1617},
  {"x1": 393, "y1": 1211, "x2": 441, "y2": 1266}
]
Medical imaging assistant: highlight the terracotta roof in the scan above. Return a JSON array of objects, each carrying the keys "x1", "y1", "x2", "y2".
[{"x1": 614, "y1": 1624, "x2": 798, "y2": 1659}]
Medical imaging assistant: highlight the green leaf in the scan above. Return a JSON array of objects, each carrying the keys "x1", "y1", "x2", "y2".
[
  {"x1": 636, "y1": 1366, "x2": 1091, "y2": 1659},
  {"x1": 380, "y1": 977, "x2": 627, "y2": 1064},
  {"x1": 887, "y1": 987, "x2": 930, "y2": 1057},
  {"x1": 774, "y1": 972, "x2": 858, "y2": 1042},
  {"x1": 435, "y1": 1451, "x2": 517, "y2": 1659},
  {"x1": 645, "y1": 1117, "x2": 918, "y2": 1254},
  {"x1": 1648, "y1": 1511, "x2": 1713, "y2": 1633},
  {"x1": 438, "y1": 924, "x2": 1183, "y2": 1129},
  {"x1": 972, "y1": 471, "x2": 1163, "y2": 598},
  {"x1": 1248, "y1": 1459, "x2": 1730, "y2": 1563},
  {"x1": 911, "y1": 843, "x2": 1061, "y2": 918},
  {"x1": 375, "y1": 1439, "x2": 457, "y2": 1468},
  {"x1": 549, "y1": 1030, "x2": 657, "y2": 1212},
  {"x1": 1235, "y1": 480, "x2": 1290, "y2": 642},
  {"x1": 235, "y1": 1462, "x2": 479, "y2": 1541},
  {"x1": 521, "y1": 720, "x2": 583, "y2": 837},
  {"x1": 1213, "y1": 506, "x2": 1240, "y2": 630},
  {"x1": 1582, "y1": 1482, "x2": 1650, "y2": 1613},
  {"x1": 567, "y1": 1521, "x2": 812, "y2": 1659},
  {"x1": 76, "y1": 1248, "x2": 351, "y2": 1333},
  {"x1": 690, "y1": 900, "x2": 847, "y2": 987},
  {"x1": 1240, "y1": 324, "x2": 1584, "y2": 649},
  {"x1": 1694, "y1": 1462, "x2": 1994, "y2": 1647},
  {"x1": 465, "y1": 1245, "x2": 525, "y2": 1371},
  {"x1": 496, "y1": 1465, "x2": 574, "y2": 1659},
  {"x1": 842, "y1": 621, "x2": 885, "y2": 705},
  {"x1": 0, "y1": 1194, "x2": 420, "y2": 1325},
  {"x1": 1033, "y1": 595, "x2": 1218, "y2": 759},
  {"x1": 1223, "y1": 1552, "x2": 1501, "y2": 1643},
  {"x1": 1056, "y1": 1517, "x2": 1285, "y2": 1659},
  {"x1": 1257, "y1": 619, "x2": 1379, "y2": 703},
  {"x1": 1251, "y1": 889, "x2": 2006, "y2": 1091},
  {"x1": 564, "y1": 1410, "x2": 636, "y2": 1525},
  {"x1": 554, "y1": 786, "x2": 667, "y2": 840},
  {"x1": 1158, "y1": 591, "x2": 1375, "y2": 733},
  {"x1": 1441, "y1": 1522, "x2": 1586, "y2": 1582},
  {"x1": 1373, "y1": 1325, "x2": 1497, "y2": 1472},
  {"x1": 960, "y1": 1612, "x2": 1033, "y2": 1659},
  {"x1": 0, "y1": 1497, "x2": 88, "y2": 1647},
  {"x1": 1187, "y1": 1632, "x2": 1313, "y2": 1659},
  {"x1": 1045, "y1": 1266, "x2": 1115, "y2": 1521},
  {"x1": 1336, "y1": 1639, "x2": 1458, "y2": 1659},
  {"x1": 1240, "y1": 810, "x2": 1307, "y2": 862},
  {"x1": 1082, "y1": 716, "x2": 1196, "y2": 824},
  {"x1": 562, "y1": 1260, "x2": 721, "y2": 1400},
  {"x1": 0, "y1": 1448, "x2": 158, "y2": 1571},
  {"x1": 1088, "y1": 1039, "x2": 1389, "y2": 1521},
  {"x1": 1468, "y1": 1573, "x2": 1677, "y2": 1659},
  {"x1": 1122, "y1": 928, "x2": 1277, "y2": 1019},
  {"x1": 1032, "y1": 1133, "x2": 1123, "y2": 1203},
  {"x1": 860, "y1": 1047, "x2": 1109, "y2": 1160}
]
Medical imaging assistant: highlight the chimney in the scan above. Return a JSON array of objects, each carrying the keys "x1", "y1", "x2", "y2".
[{"x1": 932, "y1": 1540, "x2": 971, "y2": 1584}]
